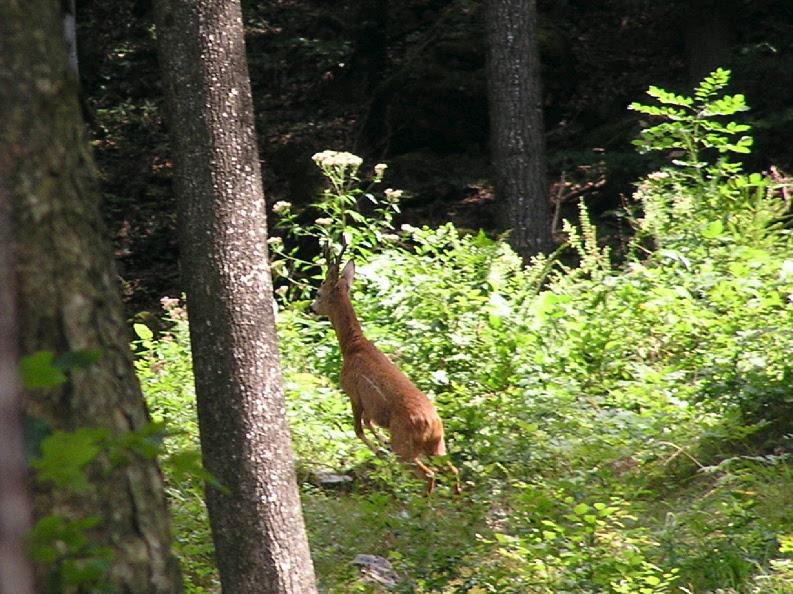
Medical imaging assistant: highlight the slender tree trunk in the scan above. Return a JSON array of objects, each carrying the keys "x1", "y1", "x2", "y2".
[
  {"x1": 0, "y1": 179, "x2": 35, "y2": 594},
  {"x1": 153, "y1": 1, "x2": 318, "y2": 592},
  {"x1": 485, "y1": 0, "x2": 554, "y2": 259},
  {"x1": 0, "y1": 1, "x2": 182, "y2": 592}
]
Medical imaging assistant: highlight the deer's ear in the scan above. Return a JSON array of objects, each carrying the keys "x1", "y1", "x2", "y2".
[{"x1": 338, "y1": 260, "x2": 355, "y2": 287}]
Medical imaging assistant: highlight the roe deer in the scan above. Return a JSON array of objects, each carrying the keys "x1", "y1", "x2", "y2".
[{"x1": 310, "y1": 252, "x2": 461, "y2": 495}]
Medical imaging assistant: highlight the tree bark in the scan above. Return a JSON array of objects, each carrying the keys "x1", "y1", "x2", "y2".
[
  {"x1": 61, "y1": 0, "x2": 79, "y2": 79},
  {"x1": 0, "y1": 1, "x2": 182, "y2": 592},
  {"x1": 351, "y1": 0, "x2": 389, "y2": 92},
  {"x1": 153, "y1": 1, "x2": 318, "y2": 592},
  {"x1": 0, "y1": 179, "x2": 35, "y2": 594},
  {"x1": 683, "y1": 0, "x2": 735, "y2": 85},
  {"x1": 485, "y1": 0, "x2": 554, "y2": 259}
]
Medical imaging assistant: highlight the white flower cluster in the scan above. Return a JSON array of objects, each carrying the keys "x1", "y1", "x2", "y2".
[
  {"x1": 272, "y1": 200, "x2": 292, "y2": 214},
  {"x1": 384, "y1": 188, "x2": 403, "y2": 202},
  {"x1": 312, "y1": 150, "x2": 363, "y2": 170},
  {"x1": 160, "y1": 296, "x2": 186, "y2": 320}
]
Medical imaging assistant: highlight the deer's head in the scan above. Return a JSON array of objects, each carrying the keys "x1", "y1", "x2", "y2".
[{"x1": 310, "y1": 244, "x2": 355, "y2": 316}]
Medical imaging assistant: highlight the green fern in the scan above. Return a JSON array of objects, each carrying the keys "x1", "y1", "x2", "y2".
[{"x1": 630, "y1": 68, "x2": 752, "y2": 175}]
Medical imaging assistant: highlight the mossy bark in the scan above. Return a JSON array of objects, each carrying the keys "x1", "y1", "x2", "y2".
[
  {"x1": 153, "y1": 0, "x2": 318, "y2": 592},
  {"x1": 0, "y1": 1, "x2": 182, "y2": 592}
]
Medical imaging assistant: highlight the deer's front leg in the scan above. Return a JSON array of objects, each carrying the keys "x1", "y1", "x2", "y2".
[
  {"x1": 351, "y1": 398, "x2": 378, "y2": 453},
  {"x1": 362, "y1": 414, "x2": 389, "y2": 447}
]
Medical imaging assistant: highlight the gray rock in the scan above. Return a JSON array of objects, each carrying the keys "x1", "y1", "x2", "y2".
[
  {"x1": 313, "y1": 469, "x2": 353, "y2": 490},
  {"x1": 352, "y1": 554, "x2": 400, "y2": 588}
]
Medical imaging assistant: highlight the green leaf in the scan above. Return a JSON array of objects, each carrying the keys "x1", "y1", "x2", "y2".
[
  {"x1": 133, "y1": 323, "x2": 153, "y2": 340},
  {"x1": 54, "y1": 349, "x2": 102, "y2": 371},
  {"x1": 724, "y1": 144, "x2": 751, "y2": 154},
  {"x1": 629, "y1": 103, "x2": 688, "y2": 119},
  {"x1": 694, "y1": 68, "x2": 731, "y2": 101},
  {"x1": 166, "y1": 449, "x2": 228, "y2": 493},
  {"x1": 725, "y1": 122, "x2": 751, "y2": 133},
  {"x1": 27, "y1": 515, "x2": 102, "y2": 562},
  {"x1": 702, "y1": 220, "x2": 724, "y2": 239},
  {"x1": 110, "y1": 422, "x2": 166, "y2": 461},
  {"x1": 748, "y1": 172, "x2": 764, "y2": 184},
  {"x1": 724, "y1": 136, "x2": 753, "y2": 153},
  {"x1": 23, "y1": 414, "x2": 52, "y2": 461},
  {"x1": 532, "y1": 291, "x2": 568, "y2": 323},
  {"x1": 702, "y1": 94, "x2": 749, "y2": 116},
  {"x1": 62, "y1": 554, "x2": 113, "y2": 587},
  {"x1": 646, "y1": 86, "x2": 694, "y2": 107},
  {"x1": 31, "y1": 429, "x2": 109, "y2": 491},
  {"x1": 573, "y1": 502, "x2": 589, "y2": 516},
  {"x1": 20, "y1": 351, "x2": 67, "y2": 389}
]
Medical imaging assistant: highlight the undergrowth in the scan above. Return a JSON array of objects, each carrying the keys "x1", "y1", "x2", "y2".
[{"x1": 136, "y1": 70, "x2": 793, "y2": 592}]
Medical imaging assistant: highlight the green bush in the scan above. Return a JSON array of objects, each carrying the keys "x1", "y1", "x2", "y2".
[
  {"x1": 137, "y1": 71, "x2": 793, "y2": 592},
  {"x1": 134, "y1": 303, "x2": 220, "y2": 594}
]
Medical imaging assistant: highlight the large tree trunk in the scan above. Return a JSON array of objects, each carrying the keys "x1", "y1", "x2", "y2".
[
  {"x1": 485, "y1": 0, "x2": 554, "y2": 259},
  {"x1": 0, "y1": 1, "x2": 182, "y2": 592},
  {"x1": 0, "y1": 180, "x2": 35, "y2": 594},
  {"x1": 153, "y1": 1, "x2": 318, "y2": 592}
]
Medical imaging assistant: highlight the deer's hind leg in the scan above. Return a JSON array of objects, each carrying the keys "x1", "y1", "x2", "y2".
[
  {"x1": 444, "y1": 460, "x2": 462, "y2": 494},
  {"x1": 413, "y1": 457, "x2": 437, "y2": 495},
  {"x1": 425, "y1": 430, "x2": 462, "y2": 494},
  {"x1": 390, "y1": 427, "x2": 436, "y2": 494}
]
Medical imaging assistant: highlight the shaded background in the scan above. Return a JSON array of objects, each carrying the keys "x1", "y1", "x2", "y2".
[{"x1": 75, "y1": 0, "x2": 793, "y2": 314}]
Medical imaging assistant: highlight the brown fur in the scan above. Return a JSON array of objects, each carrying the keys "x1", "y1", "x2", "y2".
[{"x1": 311, "y1": 260, "x2": 461, "y2": 494}]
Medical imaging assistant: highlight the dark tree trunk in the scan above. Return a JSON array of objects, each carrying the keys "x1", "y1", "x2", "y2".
[
  {"x1": 352, "y1": 0, "x2": 389, "y2": 92},
  {"x1": 0, "y1": 1, "x2": 182, "y2": 592},
  {"x1": 683, "y1": 1, "x2": 736, "y2": 85},
  {"x1": 485, "y1": 0, "x2": 554, "y2": 259},
  {"x1": 153, "y1": 1, "x2": 318, "y2": 592},
  {"x1": 0, "y1": 180, "x2": 35, "y2": 594}
]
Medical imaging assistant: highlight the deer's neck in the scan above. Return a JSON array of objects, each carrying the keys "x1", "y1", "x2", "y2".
[{"x1": 329, "y1": 294, "x2": 365, "y2": 356}]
